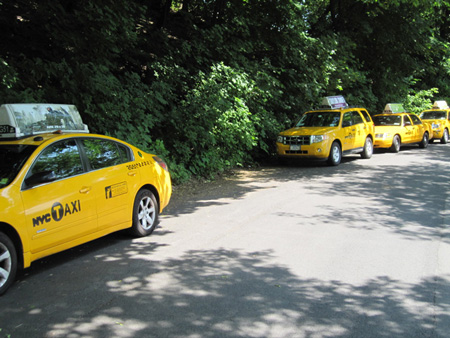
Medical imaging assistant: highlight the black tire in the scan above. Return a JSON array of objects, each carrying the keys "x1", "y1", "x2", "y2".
[
  {"x1": 441, "y1": 129, "x2": 449, "y2": 144},
  {"x1": 360, "y1": 137, "x2": 373, "y2": 159},
  {"x1": 327, "y1": 141, "x2": 342, "y2": 166},
  {"x1": 129, "y1": 189, "x2": 159, "y2": 237},
  {"x1": 0, "y1": 232, "x2": 17, "y2": 296},
  {"x1": 390, "y1": 135, "x2": 401, "y2": 153},
  {"x1": 419, "y1": 132, "x2": 429, "y2": 148}
]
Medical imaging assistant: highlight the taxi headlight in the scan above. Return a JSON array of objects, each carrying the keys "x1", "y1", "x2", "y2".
[
  {"x1": 310, "y1": 135, "x2": 325, "y2": 143},
  {"x1": 277, "y1": 136, "x2": 284, "y2": 143},
  {"x1": 432, "y1": 123, "x2": 440, "y2": 129}
]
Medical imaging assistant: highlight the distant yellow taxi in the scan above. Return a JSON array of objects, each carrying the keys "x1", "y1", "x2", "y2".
[
  {"x1": 276, "y1": 96, "x2": 374, "y2": 166},
  {"x1": 0, "y1": 104, "x2": 172, "y2": 295},
  {"x1": 419, "y1": 100, "x2": 450, "y2": 144},
  {"x1": 373, "y1": 103, "x2": 431, "y2": 152}
]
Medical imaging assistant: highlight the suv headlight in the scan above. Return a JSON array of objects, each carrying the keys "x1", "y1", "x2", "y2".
[
  {"x1": 310, "y1": 135, "x2": 325, "y2": 143},
  {"x1": 277, "y1": 136, "x2": 284, "y2": 143},
  {"x1": 432, "y1": 122, "x2": 440, "y2": 129}
]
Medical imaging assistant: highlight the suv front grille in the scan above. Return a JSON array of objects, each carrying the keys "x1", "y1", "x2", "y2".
[{"x1": 283, "y1": 136, "x2": 311, "y2": 145}]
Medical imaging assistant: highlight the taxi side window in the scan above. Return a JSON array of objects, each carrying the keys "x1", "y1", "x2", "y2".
[
  {"x1": 409, "y1": 114, "x2": 422, "y2": 125},
  {"x1": 342, "y1": 112, "x2": 352, "y2": 127},
  {"x1": 403, "y1": 116, "x2": 412, "y2": 126},
  {"x1": 343, "y1": 111, "x2": 363, "y2": 127},
  {"x1": 82, "y1": 138, "x2": 131, "y2": 170},
  {"x1": 360, "y1": 110, "x2": 372, "y2": 123},
  {"x1": 351, "y1": 111, "x2": 364, "y2": 124},
  {"x1": 29, "y1": 139, "x2": 83, "y2": 181}
]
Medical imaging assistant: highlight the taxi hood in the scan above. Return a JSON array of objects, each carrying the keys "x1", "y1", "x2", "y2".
[{"x1": 281, "y1": 126, "x2": 336, "y2": 136}]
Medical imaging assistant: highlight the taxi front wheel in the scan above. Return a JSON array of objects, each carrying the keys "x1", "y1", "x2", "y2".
[
  {"x1": 441, "y1": 129, "x2": 449, "y2": 144},
  {"x1": 327, "y1": 141, "x2": 342, "y2": 166},
  {"x1": 130, "y1": 189, "x2": 159, "y2": 237},
  {"x1": 0, "y1": 232, "x2": 17, "y2": 296},
  {"x1": 391, "y1": 135, "x2": 401, "y2": 153}
]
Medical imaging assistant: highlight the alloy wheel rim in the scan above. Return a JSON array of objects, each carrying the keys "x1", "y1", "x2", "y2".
[
  {"x1": 0, "y1": 242, "x2": 11, "y2": 288},
  {"x1": 138, "y1": 196, "x2": 156, "y2": 230}
]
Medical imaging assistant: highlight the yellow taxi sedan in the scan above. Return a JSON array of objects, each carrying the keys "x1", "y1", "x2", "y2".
[
  {"x1": 0, "y1": 104, "x2": 172, "y2": 295},
  {"x1": 419, "y1": 101, "x2": 450, "y2": 144},
  {"x1": 373, "y1": 103, "x2": 431, "y2": 152},
  {"x1": 276, "y1": 96, "x2": 374, "y2": 166}
]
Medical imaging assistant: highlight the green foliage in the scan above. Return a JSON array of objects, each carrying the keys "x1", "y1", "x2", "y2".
[
  {"x1": 403, "y1": 88, "x2": 440, "y2": 115},
  {"x1": 1, "y1": 0, "x2": 450, "y2": 182}
]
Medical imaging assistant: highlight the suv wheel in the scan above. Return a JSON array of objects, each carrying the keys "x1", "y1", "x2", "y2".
[
  {"x1": 327, "y1": 141, "x2": 342, "y2": 166},
  {"x1": 419, "y1": 132, "x2": 429, "y2": 148},
  {"x1": 360, "y1": 137, "x2": 373, "y2": 159}
]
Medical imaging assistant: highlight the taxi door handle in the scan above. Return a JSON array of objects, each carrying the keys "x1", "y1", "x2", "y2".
[
  {"x1": 79, "y1": 186, "x2": 91, "y2": 194},
  {"x1": 128, "y1": 170, "x2": 137, "y2": 177}
]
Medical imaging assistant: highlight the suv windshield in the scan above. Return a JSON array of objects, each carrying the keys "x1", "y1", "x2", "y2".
[
  {"x1": 0, "y1": 144, "x2": 37, "y2": 188},
  {"x1": 296, "y1": 111, "x2": 341, "y2": 127},
  {"x1": 373, "y1": 115, "x2": 402, "y2": 126},
  {"x1": 420, "y1": 111, "x2": 446, "y2": 120}
]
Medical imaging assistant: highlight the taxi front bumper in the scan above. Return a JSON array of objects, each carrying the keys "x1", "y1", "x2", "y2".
[
  {"x1": 276, "y1": 142, "x2": 330, "y2": 159},
  {"x1": 374, "y1": 138, "x2": 393, "y2": 148}
]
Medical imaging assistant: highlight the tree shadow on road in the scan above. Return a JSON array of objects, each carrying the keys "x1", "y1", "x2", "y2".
[{"x1": 1, "y1": 247, "x2": 449, "y2": 337}]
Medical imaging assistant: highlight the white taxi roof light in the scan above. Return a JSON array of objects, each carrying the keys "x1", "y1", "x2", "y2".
[
  {"x1": 0, "y1": 103, "x2": 89, "y2": 139},
  {"x1": 383, "y1": 103, "x2": 406, "y2": 114},
  {"x1": 321, "y1": 96, "x2": 348, "y2": 109},
  {"x1": 432, "y1": 101, "x2": 449, "y2": 109}
]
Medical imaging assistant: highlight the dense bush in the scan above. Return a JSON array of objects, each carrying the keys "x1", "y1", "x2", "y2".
[{"x1": 1, "y1": 0, "x2": 449, "y2": 183}]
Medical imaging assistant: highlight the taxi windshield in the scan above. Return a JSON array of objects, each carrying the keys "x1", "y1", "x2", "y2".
[
  {"x1": 420, "y1": 111, "x2": 446, "y2": 120},
  {"x1": 373, "y1": 115, "x2": 402, "y2": 126},
  {"x1": 296, "y1": 111, "x2": 341, "y2": 127},
  {"x1": 0, "y1": 144, "x2": 37, "y2": 189}
]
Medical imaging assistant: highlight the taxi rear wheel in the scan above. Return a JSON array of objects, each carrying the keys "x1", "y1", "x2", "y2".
[
  {"x1": 419, "y1": 132, "x2": 429, "y2": 148},
  {"x1": 130, "y1": 189, "x2": 159, "y2": 237},
  {"x1": 360, "y1": 137, "x2": 373, "y2": 159},
  {"x1": 327, "y1": 141, "x2": 341, "y2": 166},
  {"x1": 390, "y1": 135, "x2": 401, "y2": 153},
  {"x1": 0, "y1": 232, "x2": 17, "y2": 296},
  {"x1": 441, "y1": 129, "x2": 449, "y2": 144}
]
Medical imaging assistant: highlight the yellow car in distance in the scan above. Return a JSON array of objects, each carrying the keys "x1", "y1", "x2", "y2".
[
  {"x1": 419, "y1": 101, "x2": 450, "y2": 144},
  {"x1": 0, "y1": 104, "x2": 172, "y2": 295},
  {"x1": 373, "y1": 103, "x2": 431, "y2": 152},
  {"x1": 276, "y1": 96, "x2": 374, "y2": 166}
]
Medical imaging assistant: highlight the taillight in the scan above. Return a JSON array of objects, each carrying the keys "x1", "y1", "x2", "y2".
[{"x1": 153, "y1": 156, "x2": 169, "y2": 171}]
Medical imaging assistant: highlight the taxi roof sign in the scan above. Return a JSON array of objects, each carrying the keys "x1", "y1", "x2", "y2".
[
  {"x1": 383, "y1": 103, "x2": 406, "y2": 114},
  {"x1": 321, "y1": 96, "x2": 348, "y2": 109},
  {"x1": 432, "y1": 100, "x2": 449, "y2": 109},
  {"x1": 0, "y1": 103, "x2": 89, "y2": 139}
]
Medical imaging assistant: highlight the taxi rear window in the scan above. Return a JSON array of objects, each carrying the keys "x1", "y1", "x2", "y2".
[
  {"x1": 420, "y1": 111, "x2": 446, "y2": 120},
  {"x1": 0, "y1": 144, "x2": 37, "y2": 188}
]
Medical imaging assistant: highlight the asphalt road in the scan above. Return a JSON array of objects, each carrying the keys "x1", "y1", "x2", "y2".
[{"x1": 1, "y1": 143, "x2": 450, "y2": 338}]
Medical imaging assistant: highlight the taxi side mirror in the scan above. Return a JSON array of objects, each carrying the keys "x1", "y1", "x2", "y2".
[{"x1": 24, "y1": 170, "x2": 56, "y2": 188}]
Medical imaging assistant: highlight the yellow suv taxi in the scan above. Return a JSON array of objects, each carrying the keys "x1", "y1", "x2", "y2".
[
  {"x1": 373, "y1": 103, "x2": 431, "y2": 152},
  {"x1": 0, "y1": 104, "x2": 172, "y2": 295},
  {"x1": 276, "y1": 96, "x2": 374, "y2": 166},
  {"x1": 419, "y1": 101, "x2": 450, "y2": 144}
]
